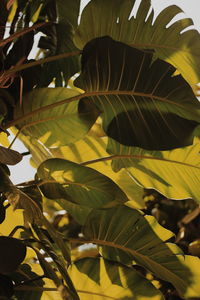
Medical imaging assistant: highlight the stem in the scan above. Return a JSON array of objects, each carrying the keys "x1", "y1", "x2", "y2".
[
  {"x1": 14, "y1": 286, "x2": 117, "y2": 298},
  {"x1": 3, "y1": 51, "x2": 81, "y2": 76},
  {"x1": 0, "y1": 22, "x2": 50, "y2": 48},
  {"x1": 15, "y1": 275, "x2": 46, "y2": 286},
  {"x1": 80, "y1": 155, "x2": 116, "y2": 166},
  {"x1": 8, "y1": 128, "x2": 21, "y2": 149}
]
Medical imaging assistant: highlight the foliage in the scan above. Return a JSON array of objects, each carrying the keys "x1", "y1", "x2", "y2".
[{"x1": 0, "y1": 0, "x2": 200, "y2": 299}]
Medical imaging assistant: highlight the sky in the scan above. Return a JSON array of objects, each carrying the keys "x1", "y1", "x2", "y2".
[{"x1": 8, "y1": 0, "x2": 200, "y2": 184}]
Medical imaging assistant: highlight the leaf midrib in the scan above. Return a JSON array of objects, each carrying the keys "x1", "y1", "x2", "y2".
[
  {"x1": 6, "y1": 90, "x2": 198, "y2": 129},
  {"x1": 71, "y1": 238, "x2": 188, "y2": 293},
  {"x1": 81, "y1": 154, "x2": 200, "y2": 171}
]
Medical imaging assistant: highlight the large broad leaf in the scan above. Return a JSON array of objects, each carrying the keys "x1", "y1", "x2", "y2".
[
  {"x1": 107, "y1": 139, "x2": 200, "y2": 202},
  {"x1": 83, "y1": 206, "x2": 200, "y2": 299},
  {"x1": 14, "y1": 88, "x2": 99, "y2": 148},
  {"x1": 68, "y1": 257, "x2": 164, "y2": 300},
  {"x1": 75, "y1": 36, "x2": 200, "y2": 151},
  {"x1": 75, "y1": 0, "x2": 200, "y2": 86},
  {"x1": 37, "y1": 158, "x2": 128, "y2": 209}
]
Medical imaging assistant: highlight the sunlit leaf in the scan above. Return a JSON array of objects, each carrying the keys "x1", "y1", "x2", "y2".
[
  {"x1": 14, "y1": 88, "x2": 99, "y2": 148},
  {"x1": 108, "y1": 139, "x2": 200, "y2": 202},
  {"x1": 69, "y1": 257, "x2": 164, "y2": 300},
  {"x1": 83, "y1": 206, "x2": 200, "y2": 299},
  {"x1": 75, "y1": 0, "x2": 200, "y2": 86},
  {"x1": 0, "y1": 132, "x2": 10, "y2": 147},
  {"x1": 37, "y1": 158, "x2": 127, "y2": 209},
  {"x1": 0, "y1": 236, "x2": 26, "y2": 274},
  {"x1": 75, "y1": 36, "x2": 200, "y2": 151},
  {"x1": 52, "y1": 136, "x2": 145, "y2": 209}
]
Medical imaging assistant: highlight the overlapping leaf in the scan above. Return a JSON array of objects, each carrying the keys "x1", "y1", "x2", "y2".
[
  {"x1": 83, "y1": 206, "x2": 200, "y2": 299},
  {"x1": 37, "y1": 158, "x2": 127, "y2": 209},
  {"x1": 14, "y1": 88, "x2": 99, "y2": 148},
  {"x1": 75, "y1": 0, "x2": 200, "y2": 86},
  {"x1": 68, "y1": 257, "x2": 164, "y2": 299},
  {"x1": 107, "y1": 139, "x2": 200, "y2": 202},
  {"x1": 75, "y1": 36, "x2": 200, "y2": 151}
]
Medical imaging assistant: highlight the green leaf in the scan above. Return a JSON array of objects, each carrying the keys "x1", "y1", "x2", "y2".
[
  {"x1": 0, "y1": 146, "x2": 22, "y2": 165},
  {"x1": 107, "y1": 139, "x2": 200, "y2": 202},
  {"x1": 0, "y1": 236, "x2": 26, "y2": 274},
  {"x1": 75, "y1": 36, "x2": 200, "y2": 151},
  {"x1": 75, "y1": 0, "x2": 200, "y2": 86},
  {"x1": 83, "y1": 206, "x2": 200, "y2": 299},
  {"x1": 20, "y1": 133, "x2": 145, "y2": 210},
  {"x1": 56, "y1": 0, "x2": 80, "y2": 27},
  {"x1": 37, "y1": 158, "x2": 128, "y2": 209},
  {"x1": 37, "y1": 0, "x2": 80, "y2": 87},
  {"x1": 51, "y1": 136, "x2": 145, "y2": 209},
  {"x1": 14, "y1": 88, "x2": 99, "y2": 148},
  {"x1": 68, "y1": 257, "x2": 164, "y2": 300}
]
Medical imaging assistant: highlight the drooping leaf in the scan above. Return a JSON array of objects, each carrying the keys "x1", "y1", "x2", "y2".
[
  {"x1": 68, "y1": 257, "x2": 164, "y2": 300},
  {"x1": 75, "y1": 0, "x2": 200, "y2": 86},
  {"x1": 0, "y1": 236, "x2": 26, "y2": 274},
  {"x1": 83, "y1": 206, "x2": 200, "y2": 299},
  {"x1": 0, "y1": 145, "x2": 22, "y2": 165},
  {"x1": 75, "y1": 36, "x2": 200, "y2": 151},
  {"x1": 107, "y1": 139, "x2": 200, "y2": 202},
  {"x1": 14, "y1": 88, "x2": 99, "y2": 148},
  {"x1": 37, "y1": 158, "x2": 128, "y2": 209}
]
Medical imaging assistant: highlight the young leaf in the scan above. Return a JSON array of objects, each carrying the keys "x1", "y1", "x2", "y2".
[
  {"x1": 75, "y1": 36, "x2": 200, "y2": 151},
  {"x1": 75, "y1": 0, "x2": 200, "y2": 86},
  {"x1": 37, "y1": 158, "x2": 128, "y2": 209},
  {"x1": 83, "y1": 206, "x2": 200, "y2": 299},
  {"x1": 14, "y1": 88, "x2": 99, "y2": 148},
  {"x1": 107, "y1": 139, "x2": 200, "y2": 202},
  {"x1": 68, "y1": 257, "x2": 164, "y2": 300}
]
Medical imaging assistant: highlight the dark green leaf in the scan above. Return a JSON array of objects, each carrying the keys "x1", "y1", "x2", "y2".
[
  {"x1": 0, "y1": 236, "x2": 26, "y2": 274},
  {"x1": 75, "y1": 36, "x2": 200, "y2": 151},
  {"x1": 0, "y1": 202, "x2": 6, "y2": 224}
]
